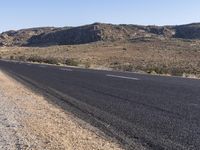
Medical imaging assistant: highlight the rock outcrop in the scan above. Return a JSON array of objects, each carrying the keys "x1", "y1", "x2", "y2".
[{"x1": 0, "y1": 23, "x2": 200, "y2": 47}]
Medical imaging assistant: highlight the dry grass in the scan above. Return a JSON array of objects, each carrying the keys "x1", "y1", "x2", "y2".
[{"x1": 1, "y1": 39, "x2": 200, "y2": 77}]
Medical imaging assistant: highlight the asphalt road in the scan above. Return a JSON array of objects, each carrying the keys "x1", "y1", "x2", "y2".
[{"x1": 0, "y1": 60, "x2": 200, "y2": 150}]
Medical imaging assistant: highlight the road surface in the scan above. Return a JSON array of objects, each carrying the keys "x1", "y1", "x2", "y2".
[{"x1": 0, "y1": 60, "x2": 200, "y2": 150}]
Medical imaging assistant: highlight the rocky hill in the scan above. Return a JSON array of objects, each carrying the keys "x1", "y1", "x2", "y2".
[
  {"x1": 174, "y1": 23, "x2": 200, "y2": 39},
  {"x1": 0, "y1": 27, "x2": 58, "y2": 46},
  {"x1": 0, "y1": 23, "x2": 200, "y2": 46},
  {"x1": 26, "y1": 23, "x2": 176, "y2": 46}
]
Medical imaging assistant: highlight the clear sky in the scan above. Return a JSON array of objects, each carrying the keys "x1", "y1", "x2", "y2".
[{"x1": 1, "y1": 0, "x2": 200, "y2": 32}]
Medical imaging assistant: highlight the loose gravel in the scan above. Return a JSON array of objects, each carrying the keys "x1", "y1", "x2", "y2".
[{"x1": 0, "y1": 70, "x2": 122, "y2": 150}]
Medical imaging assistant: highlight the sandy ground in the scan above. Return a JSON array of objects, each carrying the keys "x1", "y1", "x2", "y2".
[{"x1": 0, "y1": 70, "x2": 123, "y2": 150}]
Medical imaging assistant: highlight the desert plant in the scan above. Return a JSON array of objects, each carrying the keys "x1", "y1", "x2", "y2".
[
  {"x1": 122, "y1": 47, "x2": 127, "y2": 51},
  {"x1": 110, "y1": 61, "x2": 120, "y2": 66},
  {"x1": 43, "y1": 57, "x2": 60, "y2": 65},
  {"x1": 122, "y1": 64, "x2": 134, "y2": 71},
  {"x1": 18, "y1": 55, "x2": 26, "y2": 61},
  {"x1": 65, "y1": 59, "x2": 79, "y2": 66},
  {"x1": 27, "y1": 55, "x2": 43, "y2": 63},
  {"x1": 84, "y1": 62, "x2": 91, "y2": 68},
  {"x1": 170, "y1": 67, "x2": 184, "y2": 76},
  {"x1": 27, "y1": 55, "x2": 61, "y2": 65},
  {"x1": 10, "y1": 55, "x2": 14, "y2": 60}
]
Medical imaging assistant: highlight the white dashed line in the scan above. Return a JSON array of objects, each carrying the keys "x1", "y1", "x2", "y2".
[{"x1": 106, "y1": 74, "x2": 139, "y2": 80}]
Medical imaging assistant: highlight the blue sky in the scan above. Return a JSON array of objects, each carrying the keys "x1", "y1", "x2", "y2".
[{"x1": 1, "y1": 0, "x2": 200, "y2": 32}]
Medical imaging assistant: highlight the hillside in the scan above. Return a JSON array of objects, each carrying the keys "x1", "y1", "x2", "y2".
[
  {"x1": 1, "y1": 23, "x2": 200, "y2": 46},
  {"x1": 0, "y1": 27, "x2": 58, "y2": 46},
  {"x1": 174, "y1": 23, "x2": 200, "y2": 39}
]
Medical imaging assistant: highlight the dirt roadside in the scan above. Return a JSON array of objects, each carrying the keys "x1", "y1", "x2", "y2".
[{"x1": 0, "y1": 70, "x2": 123, "y2": 150}]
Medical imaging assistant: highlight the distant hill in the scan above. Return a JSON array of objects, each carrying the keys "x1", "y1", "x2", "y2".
[
  {"x1": 1, "y1": 23, "x2": 200, "y2": 46},
  {"x1": 0, "y1": 27, "x2": 58, "y2": 46},
  {"x1": 174, "y1": 23, "x2": 200, "y2": 39},
  {"x1": 25, "y1": 23, "x2": 176, "y2": 46}
]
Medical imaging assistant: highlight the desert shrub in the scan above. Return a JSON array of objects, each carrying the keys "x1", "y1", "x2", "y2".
[
  {"x1": 110, "y1": 62, "x2": 121, "y2": 70},
  {"x1": 84, "y1": 62, "x2": 91, "y2": 68},
  {"x1": 169, "y1": 67, "x2": 184, "y2": 76},
  {"x1": 17, "y1": 55, "x2": 26, "y2": 61},
  {"x1": 10, "y1": 55, "x2": 14, "y2": 60},
  {"x1": 110, "y1": 61, "x2": 120, "y2": 66},
  {"x1": 122, "y1": 47, "x2": 127, "y2": 51},
  {"x1": 122, "y1": 64, "x2": 134, "y2": 71},
  {"x1": 149, "y1": 67, "x2": 167, "y2": 74},
  {"x1": 142, "y1": 65, "x2": 186, "y2": 76},
  {"x1": 27, "y1": 55, "x2": 44, "y2": 63},
  {"x1": 43, "y1": 57, "x2": 60, "y2": 65},
  {"x1": 65, "y1": 59, "x2": 79, "y2": 66},
  {"x1": 141, "y1": 64, "x2": 168, "y2": 75},
  {"x1": 27, "y1": 55, "x2": 60, "y2": 65},
  {"x1": 111, "y1": 63, "x2": 134, "y2": 71},
  {"x1": 110, "y1": 61, "x2": 122, "y2": 70}
]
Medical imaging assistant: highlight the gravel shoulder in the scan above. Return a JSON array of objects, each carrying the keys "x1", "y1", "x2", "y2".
[{"x1": 0, "y1": 70, "x2": 123, "y2": 150}]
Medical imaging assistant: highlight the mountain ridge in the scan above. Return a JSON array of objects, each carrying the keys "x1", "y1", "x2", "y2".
[{"x1": 1, "y1": 22, "x2": 200, "y2": 46}]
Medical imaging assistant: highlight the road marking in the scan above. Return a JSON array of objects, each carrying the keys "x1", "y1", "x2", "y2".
[
  {"x1": 60, "y1": 68, "x2": 73, "y2": 71},
  {"x1": 106, "y1": 74, "x2": 139, "y2": 80},
  {"x1": 189, "y1": 103, "x2": 199, "y2": 108}
]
